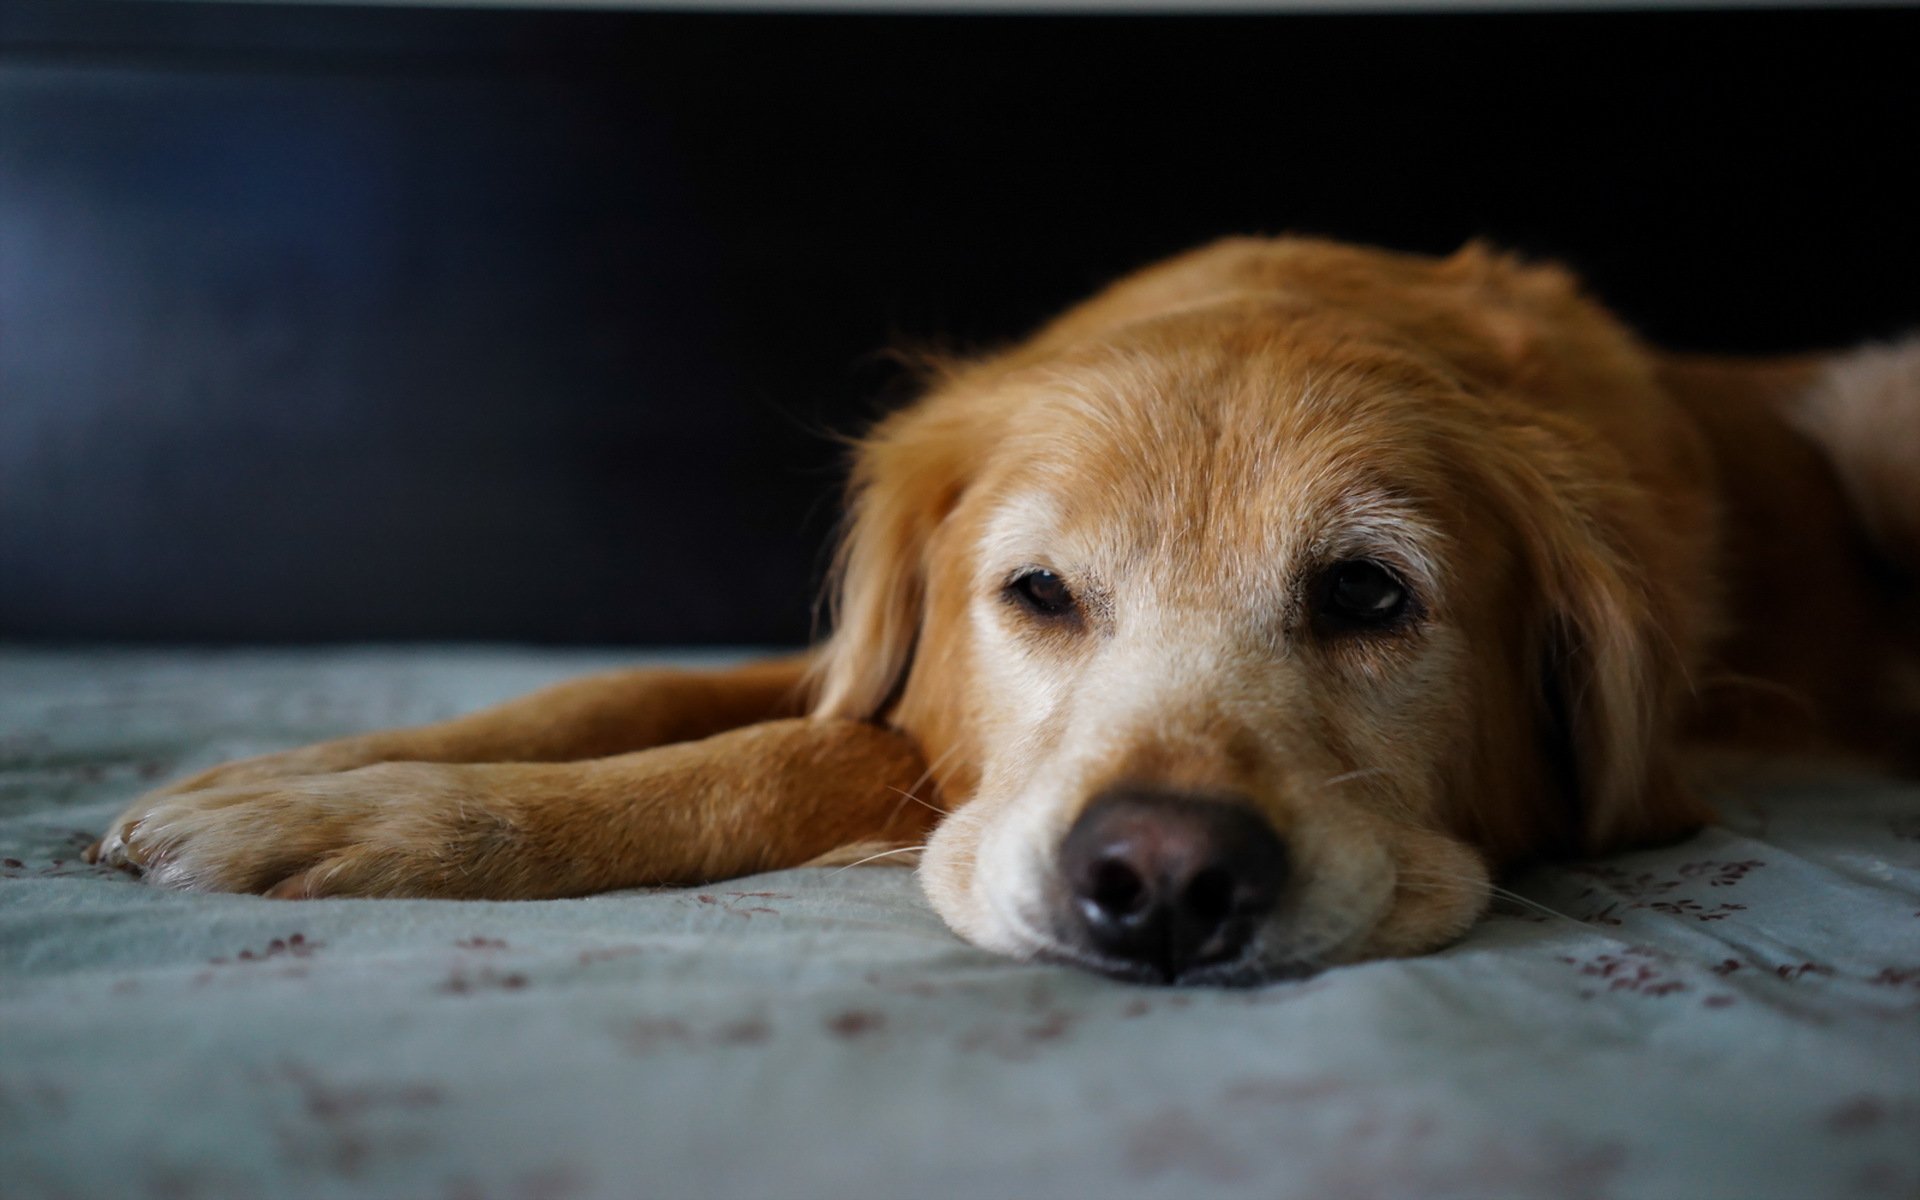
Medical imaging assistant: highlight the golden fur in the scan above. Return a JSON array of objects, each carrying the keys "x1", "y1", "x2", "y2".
[{"x1": 90, "y1": 237, "x2": 1919, "y2": 984}]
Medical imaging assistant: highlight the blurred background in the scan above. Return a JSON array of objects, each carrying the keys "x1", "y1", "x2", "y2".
[{"x1": 2, "y1": 0, "x2": 1914, "y2": 647}]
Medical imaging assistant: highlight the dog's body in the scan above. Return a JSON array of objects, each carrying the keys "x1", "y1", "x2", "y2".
[{"x1": 90, "y1": 238, "x2": 1919, "y2": 985}]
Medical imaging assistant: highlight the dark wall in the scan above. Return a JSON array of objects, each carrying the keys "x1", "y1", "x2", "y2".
[{"x1": 2, "y1": 2, "x2": 1914, "y2": 645}]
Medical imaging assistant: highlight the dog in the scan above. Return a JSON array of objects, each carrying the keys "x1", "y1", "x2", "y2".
[{"x1": 89, "y1": 237, "x2": 1919, "y2": 985}]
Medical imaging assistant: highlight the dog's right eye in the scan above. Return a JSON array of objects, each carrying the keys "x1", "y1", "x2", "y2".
[
  {"x1": 1313, "y1": 559, "x2": 1415, "y2": 633},
  {"x1": 1005, "y1": 569, "x2": 1077, "y2": 619}
]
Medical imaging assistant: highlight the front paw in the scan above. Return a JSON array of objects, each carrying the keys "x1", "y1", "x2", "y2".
[{"x1": 88, "y1": 764, "x2": 511, "y2": 899}]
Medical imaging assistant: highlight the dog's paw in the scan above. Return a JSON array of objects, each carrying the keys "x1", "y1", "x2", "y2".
[{"x1": 87, "y1": 764, "x2": 512, "y2": 898}]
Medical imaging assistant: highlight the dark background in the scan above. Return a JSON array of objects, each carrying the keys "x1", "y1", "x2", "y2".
[{"x1": 2, "y1": 2, "x2": 1914, "y2": 646}]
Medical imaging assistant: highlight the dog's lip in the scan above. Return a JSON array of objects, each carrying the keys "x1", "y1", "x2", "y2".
[
  {"x1": 1028, "y1": 890, "x2": 1323, "y2": 987},
  {"x1": 1025, "y1": 866, "x2": 1340, "y2": 988},
  {"x1": 1032, "y1": 943, "x2": 1319, "y2": 988}
]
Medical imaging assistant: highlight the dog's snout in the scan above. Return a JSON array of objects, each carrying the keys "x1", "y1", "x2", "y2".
[{"x1": 1058, "y1": 789, "x2": 1288, "y2": 982}]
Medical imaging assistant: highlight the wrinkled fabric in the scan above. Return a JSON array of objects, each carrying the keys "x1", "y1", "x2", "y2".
[{"x1": 2, "y1": 646, "x2": 1917, "y2": 1200}]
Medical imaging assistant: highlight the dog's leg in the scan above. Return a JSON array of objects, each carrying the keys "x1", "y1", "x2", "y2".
[
  {"x1": 1661, "y1": 345, "x2": 1920, "y2": 760},
  {"x1": 1663, "y1": 341, "x2": 1920, "y2": 574},
  {"x1": 1793, "y1": 338, "x2": 1920, "y2": 572},
  {"x1": 102, "y1": 654, "x2": 810, "y2": 799},
  {"x1": 93, "y1": 716, "x2": 935, "y2": 898},
  {"x1": 86, "y1": 654, "x2": 819, "y2": 866}
]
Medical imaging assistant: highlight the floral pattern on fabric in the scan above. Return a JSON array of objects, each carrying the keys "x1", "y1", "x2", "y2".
[{"x1": 1, "y1": 647, "x2": 1916, "y2": 1200}]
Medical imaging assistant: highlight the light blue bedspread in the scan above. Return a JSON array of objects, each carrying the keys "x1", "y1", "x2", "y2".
[{"x1": 3, "y1": 647, "x2": 1917, "y2": 1200}]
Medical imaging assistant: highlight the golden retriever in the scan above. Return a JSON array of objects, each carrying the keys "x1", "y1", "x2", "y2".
[{"x1": 88, "y1": 237, "x2": 1920, "y2": 985}]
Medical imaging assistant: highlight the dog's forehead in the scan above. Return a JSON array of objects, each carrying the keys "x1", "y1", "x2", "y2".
[{"x1": 983, "y1": 336, "x2": 1451, "y2": 580}]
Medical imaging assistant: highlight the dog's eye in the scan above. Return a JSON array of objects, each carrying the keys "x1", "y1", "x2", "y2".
[
  {"x1": 1005, "y1": 569, "x2": 1077, "y2": 619},
  {"x1": 1315, "y1": 560, "x2": 1412, "y2": 631}
]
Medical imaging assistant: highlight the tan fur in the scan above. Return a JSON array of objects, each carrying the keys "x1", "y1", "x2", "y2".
[
  {"x1": 91, "y1": 237, "x2": 1919, "y2": 982},
  {"x1": 92, "y1": 659, "x2": 934, "y2": 898}
]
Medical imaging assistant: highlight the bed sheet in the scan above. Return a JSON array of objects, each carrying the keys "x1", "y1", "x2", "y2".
[{"x1": 2, "y1": 646, "x2": 1917, "y2": 1200}]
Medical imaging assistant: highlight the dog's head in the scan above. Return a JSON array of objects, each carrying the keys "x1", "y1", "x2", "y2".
[{"x1": 813, "y1": 238, "x2": 1716, "y2": 985}]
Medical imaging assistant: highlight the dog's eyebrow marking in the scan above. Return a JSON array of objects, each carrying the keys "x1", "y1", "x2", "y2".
[
  {"x1": 974, "y1": 492, "x2": 1068, "y2": 586},
  {"x1": 1309, "y1": 486, "x2": 1450, "y2": 605}
]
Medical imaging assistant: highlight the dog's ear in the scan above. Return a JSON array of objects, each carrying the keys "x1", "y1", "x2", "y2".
[
  {"x1": 1491, "y1": 420, "x2": 1716, "y2": 857},
  {"x1": 810, "y1": 380, "x2": 994, "y2": 720}
]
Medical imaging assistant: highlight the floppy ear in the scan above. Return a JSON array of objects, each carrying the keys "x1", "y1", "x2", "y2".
[
  {"x1": 810, "y1": 383, "x2": 994, "y2": 720},
  {"x1": 1493, "y1": 421, "x2": 1716, "y2": 856}
]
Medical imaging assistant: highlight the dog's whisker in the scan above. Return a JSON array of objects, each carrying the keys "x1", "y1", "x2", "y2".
[
  {"x1": 886, "y1": 785, "x2": 949, "y2": 816},
  {"x1": 828, "y1": 844, "x2": 930, "y2": 875},
  {"x1": 1486, "y1": 890, "x2": 1592, "y2": 927},
  {"x1": 1397, "y1": 876, "x2": 1574, "y2": 925},
  {"x1": 1319, "y1": 767, "x2": 1388, "y2": 789},
  {"x1": 1395, "y1": 868, "x2": 1592, "y2": 928},
  {"x1": 1696, "y1": 671, "x2": 1821, "y2": 720},
  {"x1": 911, "y1": 740, "x2": 966, "y2": 800},
  {"x1": 883, "y1": 741, "x2": 963, "y2": 828}
]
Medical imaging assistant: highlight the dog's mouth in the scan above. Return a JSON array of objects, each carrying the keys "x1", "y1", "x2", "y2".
[
  {"x1": 1030, "y1": 879, "x2": 1349, "y2": 988},
  {"x1": 1032, "y1": 940, "x2": 1321, "y2": 988},
  {"x1": 965, "y1": 857, "x2": 1389, "y2": 987},
  {"x1": 939, "y1": 778, "x2": 1411, "y2": 987}
]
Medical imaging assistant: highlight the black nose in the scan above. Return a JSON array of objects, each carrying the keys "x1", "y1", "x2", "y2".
[{"x1": 1057, "y1": 788, "x2": 1289, "y2": 982}]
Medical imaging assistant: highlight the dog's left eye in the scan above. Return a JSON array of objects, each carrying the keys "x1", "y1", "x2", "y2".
[
  {"x1": 1315, "y1": 560, "x2": 1413, "y2": 631},
  {"x1": 1005, "y1": 569, "x2": 1077, "y2": 619}
]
